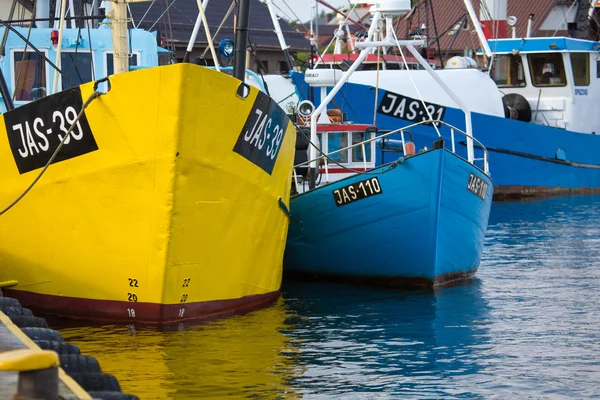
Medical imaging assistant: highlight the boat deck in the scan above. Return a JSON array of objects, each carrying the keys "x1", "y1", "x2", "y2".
[{"x1": 0, "y1": 311, "x2": 90, "y2": 399}]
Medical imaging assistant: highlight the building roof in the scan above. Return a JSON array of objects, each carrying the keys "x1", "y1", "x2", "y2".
[
  {"x1": 399, "y1": 0, "x2": 561, "y2": 54},
  {"x1": 128, "y1": 0, "x2": 310, "y2": 52}
]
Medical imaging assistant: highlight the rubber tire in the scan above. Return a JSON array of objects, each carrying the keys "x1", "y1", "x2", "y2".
[
  {"x1": 0, "y1": 297, "x2": 20, "y2": 308},
  {"x1": 87, "y1": 392, "x2": 139, "y2": 400},
  {"x1": 60, "y1": 354, "x2": 102, "y2": 373},
  {"x1": 69, "y1": 373, "x2": 121, "y2": 392},
  {"x1": 21, "y1": 327, "x2": 63, "y2": 342},
  {"x1": 502, "y1": 93, "x2": 532, "y2": 122},
  {"x1": 36, "y1": 340, "x2": 81, "y2": 355},
  {"x1": 1, "y1": 306, "x2": 33, "y2": 317},
  {"x1": 9, "y1": 315, "x2": 49, "y2": 328}
]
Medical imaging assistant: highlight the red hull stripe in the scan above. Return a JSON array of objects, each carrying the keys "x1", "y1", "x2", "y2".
[{"x1": 3, "y1": 289, "x2": 280, "y2": 325}]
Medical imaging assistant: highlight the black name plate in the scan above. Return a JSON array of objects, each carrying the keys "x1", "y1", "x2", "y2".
[
  {"x1": 467, "y1": 173, "x2": 488, "y2": 200},
  {"x1": 333, "y1": 177, "x2": 383, "y2": 207},
  {"x1": 233, "y1": 91, "x2": 290, "y2": 175},
  {"x1": 4, "y1": 87, "x2": 98, "y2": 174},
  {"x1": 378, "y1": 90, "x2": 446, "y2": 124}
]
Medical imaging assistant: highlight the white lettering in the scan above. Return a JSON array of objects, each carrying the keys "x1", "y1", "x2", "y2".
[
  {"x1": 406, "y1": 101, "x2": 419, "y2": 120},
  {"x1": 53, "y1": 110, "x2": 70, "y2": 144},
  {"x1": 65, "y1": 106, "x2": 84, "y2": 140},
  {"x1": 381, "y1": 93, "x2": 398, "y2": 114},
  {"x1": 393, "y1": 98, "x2": 407, "y2": 118},
  {"x1": 342, "y1": 189, "x2": 351, "y2": 203},
  {"x1": 13, "y1": 124, "x2": 28, "y2": 158},
  {"x1": 24, "y1": 121, "x2": 40, "y2": 155},
  {"x1": 250, "y1": 114, "x2": 268, "y2": 147},
  {"x1": 348, "y1": 185, "x2": 357, "y2": 200},
  {"x1": 371, "y1": 178, "x2": 381, "y2": 193},
  {"x1": 33, "y1": 118, "x2": 49, "y2": 151},
  {"x1": 244, "y1": 109, "x2": 264, "y2": 141},
  {"x1": 257, "y1": 119, "x2": 271, "y2": 150},
  {"x1": 333, "y1": 190, "x2": 343, "y2": 205}
]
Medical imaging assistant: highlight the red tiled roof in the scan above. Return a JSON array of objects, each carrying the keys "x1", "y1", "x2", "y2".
[{"x1": 398, "y1": 0, "x2": 562, "y2": 54}]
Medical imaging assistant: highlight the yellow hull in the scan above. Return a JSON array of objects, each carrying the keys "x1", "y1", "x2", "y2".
[{"x1": 0, "y1": 64, "x2": 295, "y2": 323}]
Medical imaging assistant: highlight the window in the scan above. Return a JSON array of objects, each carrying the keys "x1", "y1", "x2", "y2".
[
  {"x1": 106, "y1": 53, "x2": 139, "y2": 76},
  {"x1": 352, "y1": 132, "x2": 372, "y2": 162},
  {"x1": 528, "y1": 53, "x2": 567, "y2": 87},
  {"x1": 61, "y1": 52, "x2": 93, "y2": 90},
  {"x1": 279, "y1": 61, "x2": 289, "y2": 74},
  {"x1": 13, "y1": 51, "x2": 46, "y2": 101},
  {"x1": 570, "y1": 53, "x2": 589, "y2": 86},
  {"x1": 327, "y1": 132, "x2": 348, "y2": 163},
  {"x1": 491, "y1": 54, "x2": 526, "y2": 87}
]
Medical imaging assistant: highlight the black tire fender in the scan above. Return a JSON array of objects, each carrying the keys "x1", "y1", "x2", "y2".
[
  {"x1": 21, "y1": 327, "x2": 64, "y2": 342},
  {"x1": 59, "y1": 354, "x2": 102, "y2": 374}
]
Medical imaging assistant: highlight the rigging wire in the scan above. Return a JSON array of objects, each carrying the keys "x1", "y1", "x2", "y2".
[
  {"x1": 247, "y1": 34, "x2": 270, "y2": 96},
  {"x1": 138, "y1": 0, "x2": 157, "y2": 27},
  {"x1": 148, "y1": 0, "x2": 178, "y2": 31},
  {"x1": 0, "y1": 89, "x2": 105, "y2": 217},
  {"x1": 313, "y1": 1, "x2": 359, "y2": 68},
  {"x1": 391, "y1": 28, "x2": 441, "y2": 137},
  {"x1": 278, "y1": 0, "x2": 309, "y2": 32},
  {"x1": 201, "y1": 1, "x2": 236, "y2": 58},
  {"x1": 11, "y1": 0, "x2": 37, "y2": 101},
  {"x1": 0, "y1": 19, "x2": 75, "y2": 87},
  {"x1": 83, "y1": 0, "x2": 96, "y2": 80}
]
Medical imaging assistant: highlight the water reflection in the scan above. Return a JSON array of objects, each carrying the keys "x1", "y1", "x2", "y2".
[
  {"x1": 60, "y1": 299, "x2": 300, "y2": 400},
  {"x1": 58, "y1": 196, "x2": 600, "y2": 399},
  {"x1": 281, "y1": 279, "x2": 491, "y2": 398}
]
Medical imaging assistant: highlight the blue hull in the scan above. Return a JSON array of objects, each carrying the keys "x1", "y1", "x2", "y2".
[
  {"x1": 284, "y1": 149, "x2": 493, "y2": 286},
  {"x1": 292, "y1": 73, "x2": 600, "y2": 198}
]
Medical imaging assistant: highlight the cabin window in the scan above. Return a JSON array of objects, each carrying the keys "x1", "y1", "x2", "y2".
[
  {"x1": 327, "y1": 132, "x2": 348, "y2": 163},
  {"x1": 352, "y1": 132, "x2": 372, "y2": 162},
  {"x1": 106, "y1": 53, "x2": 139, "y2": 76},
  {"x1": 13, "y1": 51, "x2": 47, "y2": 101},
  {"x1": 61, "y1": 52, "x2": 93, "y2": 90},
  {"x1": 528, "y1": 53, "x2": 567, "y2": 87},
  {"x1": 570, "y1": 53, "x2": 590, "y2": 86},
  {"x1": 491, "y1": 54, "x2": 526, "y2": 87}
]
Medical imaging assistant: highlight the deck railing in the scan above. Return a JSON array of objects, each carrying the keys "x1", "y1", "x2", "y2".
[{"x1": 292, "y1": 119, "x2": 489, "y2": 194}]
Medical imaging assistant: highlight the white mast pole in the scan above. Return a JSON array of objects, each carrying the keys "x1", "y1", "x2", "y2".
[
  {"x1": 51, "y1": 0, "x2": 68, "y2": 93},
  {"x1": 265, "y1": 0, "x2": 294, "y2": 70},
  {"x1": 182, "y1": 0, "x2": 209, "y2": 63},
  {"x1": 462, "y1": 0, "x2": 492, "y2": 58},
  {"x1": 309, "y1": 11, "x2": 381, "y2": 170},
  {"x1": 195, "y1": 0, "x2": 220, "y2": 72}
]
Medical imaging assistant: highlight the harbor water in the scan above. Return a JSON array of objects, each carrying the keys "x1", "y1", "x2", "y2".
[{"x1": 58, "y1": 195, "x2": 600, "y2": 399}]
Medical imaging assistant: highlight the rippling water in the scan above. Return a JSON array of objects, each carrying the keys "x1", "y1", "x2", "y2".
[{"x1": 59, "y1": 195, "x2": 600, "y2": 399}]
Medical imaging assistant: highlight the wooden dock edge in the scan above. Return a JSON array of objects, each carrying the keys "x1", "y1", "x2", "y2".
[{"x1": 0, "y1": 311, "x2": 92, "y2": 399}]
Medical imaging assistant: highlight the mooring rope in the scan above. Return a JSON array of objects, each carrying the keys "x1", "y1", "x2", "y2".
[{"x1": 0, "y1": 88, "x2": 105, "y2": 217}]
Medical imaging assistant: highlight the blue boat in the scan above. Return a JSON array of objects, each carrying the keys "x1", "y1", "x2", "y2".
[
  {"x1": 285, "y1": 135, "x2": 493, "y2": 287},
  {"x1": 288, "y1": 29, "x2": 600, "y2": 199},
  {"x1": 283, "y1": 2, "x2": 493, "y2": 287}
]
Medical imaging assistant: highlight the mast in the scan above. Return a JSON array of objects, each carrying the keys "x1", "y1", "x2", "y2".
[
  {"x1": 110, "y1": 0, "x2": 129, "y2": 75},
  {"x1": 265, "y1": 0, "x2": 294, "y2": 71},
  {"x1": 234, "y1": 0, "x2": 250, "y2": 81},
  {"x1": 462, "y1": 0, "x2": 492, "y2": 58},
  {"x1": 182, "y1": 0, "x2": 210, "y2": 63}
]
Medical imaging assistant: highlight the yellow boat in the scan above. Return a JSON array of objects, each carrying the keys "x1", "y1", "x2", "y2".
[{"x1": 0, "y1": 5, "x2": 295, "y2": 323}]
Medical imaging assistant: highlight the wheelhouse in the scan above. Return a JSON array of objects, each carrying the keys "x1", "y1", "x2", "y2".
[
  {"x1": 489, "y1": 37, "x2": 600, "y2": 134},
  {"x1": 1, "y1": 26, "x2": 166, "y2": 112}
]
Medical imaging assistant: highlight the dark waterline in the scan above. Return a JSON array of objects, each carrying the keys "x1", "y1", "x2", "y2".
[{"x1": 58, "y1": 195, "x2": 600, "y2": 399}]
